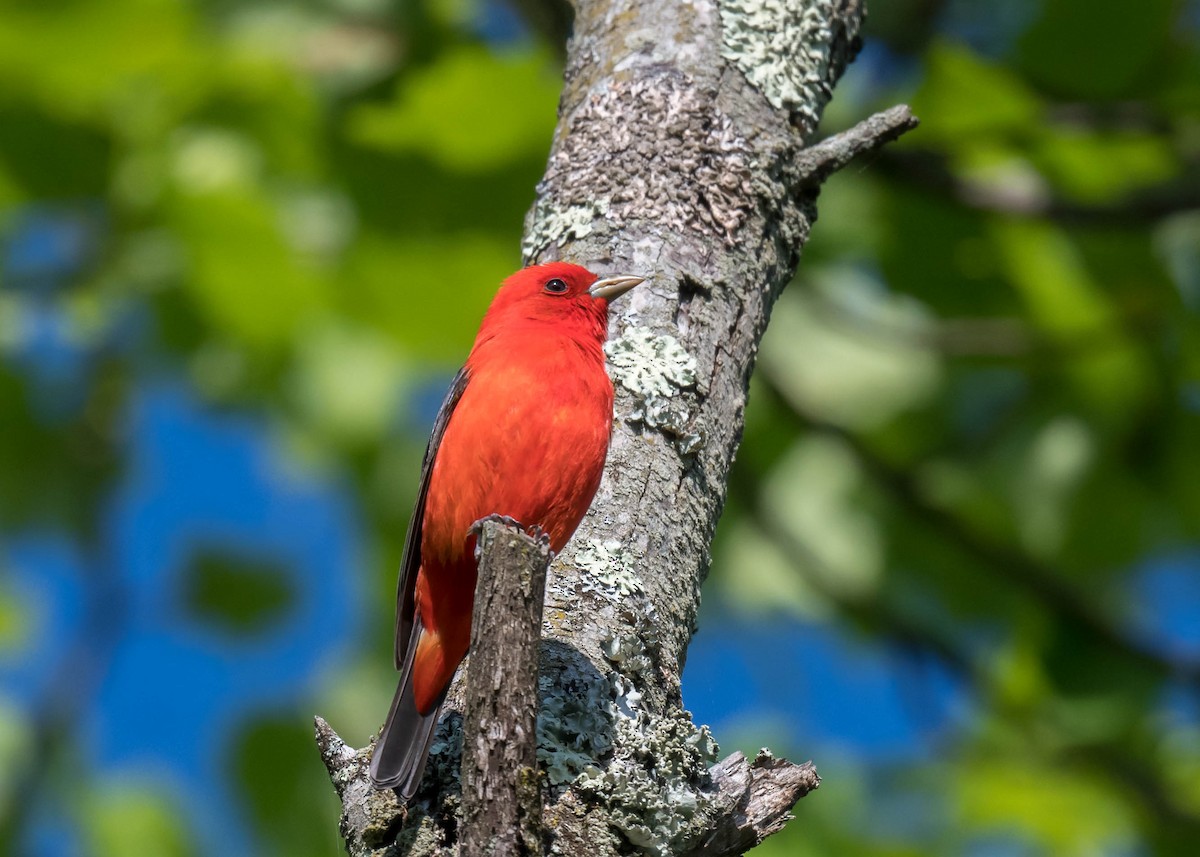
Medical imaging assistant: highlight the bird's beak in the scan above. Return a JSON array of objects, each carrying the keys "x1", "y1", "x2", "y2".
[{"x1": 588, "y1": 275, "x2": 644, "y2": 301}]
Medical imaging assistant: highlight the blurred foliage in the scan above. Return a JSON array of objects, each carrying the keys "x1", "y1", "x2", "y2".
[
  {"x1": 735, "y1": 1, "x2": 1200, "y2": 855},
  {"x1": 183, "y1": 550, "x2": 295, "y2": 635},
  {"x1": 81, "y1": 779, "x2": 197, "y2": 857},
  {"x1": 0, "y1": 0, "x2": 1198, "y2": 855}
]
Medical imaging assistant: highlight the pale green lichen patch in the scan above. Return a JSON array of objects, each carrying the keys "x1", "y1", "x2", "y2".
[
  {"x1": 537, "y1": 670, "x2": 616, "y2": 786},
  {"x1": 719, "y1": 0, "x2": 837, "y2": 129},
  {"x1": 522, "y1": 199, "x2": 610, "y2": 261},
  {"x1": 629, "y1": 396, "x2": 703, "y2": 456},
  {"x1": 606, "y1": 329, "x2": 697, "y2": 397},
  {"x1": 575, "y1": 538, "x2": 644, "y2": 600},
  {"x1": 597, "y1": 584, "x2": 662, "y2": 688},
  {"x1": 580, "y1": 631, "x2": 720, "y2": 855},
  {"x1": 602, "y1": 633, "x2": 654, "y2": 680},
  {"x1": 605, "y1": 329, "x2": 702, "y2": 455},
  {"x1": 610, "y1": 672, "x2": 645, "y2": 720},
  {"x1": 539, "y1": 626, "x2": 719, "y2": 854},
  {"x1": 576, "y1": 707, "x2": 720, "y2": 856}
]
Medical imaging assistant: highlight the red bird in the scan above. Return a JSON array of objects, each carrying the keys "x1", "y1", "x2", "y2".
[{"x1": 370, "y1": 262, "x2": 643, "y2": 797}]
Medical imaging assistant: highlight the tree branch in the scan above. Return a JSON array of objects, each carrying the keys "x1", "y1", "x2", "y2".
[
  {"x1": 461, "y1": 519, "x2": 551, "y2": 857},
  {"x1": 796, "y1": 105, "x2": 919, "y2": 191},
  {"x1": 315, "y1": 716, "x2": 402, "y2": 855},
  {"x1": 684, "y1": 752, "x2": 821, "y2": 857}
]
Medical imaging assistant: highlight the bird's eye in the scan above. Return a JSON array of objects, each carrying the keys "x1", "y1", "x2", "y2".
[{"x1": 544, "y1": 278, "x2": 569, "y2": 294}]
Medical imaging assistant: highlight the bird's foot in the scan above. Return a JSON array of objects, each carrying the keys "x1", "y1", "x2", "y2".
[
  {"x1": 527, "y1": 524, "x2": 552, "y2": 549},
  {"x1": 471, "y1": 515, "x2": 551, "y2": 550},
  {"x1": 472, "y1": 514, "x2": 524, "y2": 535}
]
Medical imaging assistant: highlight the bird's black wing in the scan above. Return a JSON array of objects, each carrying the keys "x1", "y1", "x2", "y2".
[{"x1": 393, "y1": 367, "x2": 469, "y2": 669}]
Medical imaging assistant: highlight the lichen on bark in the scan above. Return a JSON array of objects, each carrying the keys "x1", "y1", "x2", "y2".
[{"x1": 718, "y1": 0, "x2": 839, "y2": 129}]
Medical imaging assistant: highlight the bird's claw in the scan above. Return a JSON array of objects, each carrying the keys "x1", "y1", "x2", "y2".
[
  {"x1": 472, "y1": 514, "x2": 524, "y2": 535},
  {"x1": 528, "y1": 525, "x2": 551, "y2": 548},
  {"x1": 470, "y1": 515, "x2": 552, "y2": 549}
]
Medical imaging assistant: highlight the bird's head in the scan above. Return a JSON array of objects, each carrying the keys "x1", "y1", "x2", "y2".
[{"x1": 478, "y1": 262, "x2": 643, "y2": 343}]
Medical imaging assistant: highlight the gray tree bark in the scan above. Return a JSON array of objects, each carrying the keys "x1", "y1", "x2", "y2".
[
  {"x1": 316, "y1": 0, "x2": 917, "y2": 854},
  {"x1": 460, "y1": 520, "x2": 551, "y2": 857}
]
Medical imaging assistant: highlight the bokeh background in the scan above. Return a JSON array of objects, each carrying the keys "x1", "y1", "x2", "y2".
[{"x1": 1, "y1": 0, "x2": 1199, "y2": 855}]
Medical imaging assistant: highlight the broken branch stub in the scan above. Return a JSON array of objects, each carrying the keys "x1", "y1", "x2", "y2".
[{"x1": 461, "y1": 519, "x2": 552, "y2": 857}]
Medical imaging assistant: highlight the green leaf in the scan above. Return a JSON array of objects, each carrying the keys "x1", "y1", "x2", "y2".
[
  {"x1": 877, "y1": 184, "x2": 1015, "y2": 317},
  {"x1": 0, "y1": 697, "x2": 33, "y2": 811},
  {"x1": 760, "y1": 273, "x2": 943, "y2": 430},
  {"x1": 346, "y1": 46, "x2": 560, "y2": 172},
  {"x1": 343, "y1": 230, "x2": 518, "y2": 359},
  {"x1": 712, "y1": 518, "x2": 834, "y2": 620},
  {"x1": 83, "y1": 778, "x2": 197, "y2": 857},
  {"x1": 956, "y1": 756, "x2": 1135, "y2": 855},
  {"x1": 759, "y1": 435, "x2": 885, "y2": 600},
  {"x1": 171, "y1": 186, "x2": 331, "y2": 350},
  {"x1": 0, "y1": 0, "x2": 201, "y2": 121},
  {"x1": 183, "y1": 549, "x2": 296, "y2": 636},
  {"x1": 0, "y1": 575, "x2": 34, "y2": 656},
  {"x1": 910, "y1": 41, "x2": 1041, "y2": 145},
  {"x1": 231, "y1": 715, "x2": 341, "y2": 857},
  {"x1": 991, "y1": 219, "x2": 1150, "y2": 418},
  {"x1": 288, "y1": 321, "x2": 408, "y2": 444},
  {"x1": 0, "y1": 105, "x2": 112, "y2": 199},
  {"x1": 1033, "y1": 128, "x2": 1176, "y2": 203},
  {"x1": 1017, "y1": 0, "x2": 1175, "y2": 100}
]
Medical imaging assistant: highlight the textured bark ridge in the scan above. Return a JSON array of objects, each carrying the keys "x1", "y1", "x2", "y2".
[
  {"x1": 318, "y1": 0, "x2": 917, "y2": 854},
  {"x1": 461, "y1": 520, "x2": 551, "y2": 857}
]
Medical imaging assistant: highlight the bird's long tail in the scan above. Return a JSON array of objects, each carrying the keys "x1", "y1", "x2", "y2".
[{"x1": 369, "y1": 624, "x2": 443, "y2": 799}]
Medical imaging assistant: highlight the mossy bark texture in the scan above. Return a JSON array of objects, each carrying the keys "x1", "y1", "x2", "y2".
[{"x1": 318, "y1": 0, "x2": 918, "y2": 854}]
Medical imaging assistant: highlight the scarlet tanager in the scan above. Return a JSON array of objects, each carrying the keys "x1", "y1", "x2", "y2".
[{"x1": 369, "y1": 262, "x2": 643, "y2": 797}]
